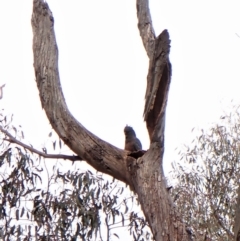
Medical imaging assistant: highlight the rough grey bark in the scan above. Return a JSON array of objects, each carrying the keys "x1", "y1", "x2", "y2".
[
  {"x1": 31, "y1": 0, "x2": 189, "y2": 240},
  {"x1": 135, "y1": 1, "x2": 188, "y2": 240},
  {"x1": 31, "y1": 0, "x2": 133, "y2": 187},
  {"x1": 136, "y1": 0, "x2": 155, "y2": 58}
]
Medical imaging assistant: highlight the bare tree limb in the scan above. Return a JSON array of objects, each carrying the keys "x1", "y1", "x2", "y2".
[
  {"x1": 0, "y1": 84, "x2": 6, "y2": 100},
  {"x1": 138, "y1": 0, "x2": 171, "y2": 142},
  {"x1": 136, "y1": 0, "x2": 156, "y2": 58},
  {"x1": 31, "y1": 0, "x2": 134, "y2": 187},
  {"x1": 31, "y1": 0, "x2": 189, "y2": 240},
  {"x1": 135, "y1": 1, "x2": 189, "y2": 240},
  {"x1": 144, "y1": 30, "x2": 171, "y2": 141},
  {"x1": 0, "y1": 125, "x2": 81, "y2": 161}
]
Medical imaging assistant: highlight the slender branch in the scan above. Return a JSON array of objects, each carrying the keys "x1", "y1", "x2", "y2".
[
  {"x1": 44, "y1": 158, "x2": 50, "y2": 194},
  {"x1": 99, "y1": 226, "x2": 104, "y2": 241},
  {"x1": 0, "y1": 125, "x2": 81, "y2": 162},
  {"x1": 105, "y1": 216, "x2": 110, "y2": 241},
  {"x1": 109, "y1": 225, "x2": 128, "y2": 230},
  {"x1": 108, "y1": 220, "x2": 130, "y2": 227},
  {"x1": 0, "y1": 84, "x2": 5, "y2": 100}
]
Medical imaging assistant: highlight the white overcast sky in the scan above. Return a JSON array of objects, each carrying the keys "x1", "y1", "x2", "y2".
[{"x1": 1, "y1": 0, "x2": 240, "y2": 175}]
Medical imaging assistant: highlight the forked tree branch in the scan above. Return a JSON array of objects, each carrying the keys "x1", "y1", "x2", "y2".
[
  {"x1": 31, "y1": 0, "x2": 189, "y2": 240},
  {"x1": 31, "y1": 0, "x2": 134, "y2": 188}
]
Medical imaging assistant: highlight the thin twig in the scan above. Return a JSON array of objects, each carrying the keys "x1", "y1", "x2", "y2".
[
  {"x1": 0, "y1": 84, "x2": 5, "y2": 100},
  {"x1": 0, "y1": 125, "x2": 81, "y2": 162}
]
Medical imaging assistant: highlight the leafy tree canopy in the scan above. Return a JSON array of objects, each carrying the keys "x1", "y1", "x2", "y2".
[
  {"x1": 0, "y1": 111, "x2": 152, "y2": 241},
  {"x1": 170, "y1": 104, "x2": 240, "y2": 241}
]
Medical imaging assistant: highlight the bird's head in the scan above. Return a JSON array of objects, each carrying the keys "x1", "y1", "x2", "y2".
[{"x1": 124, "y1": 125, "x2": 136, "y2": 137}]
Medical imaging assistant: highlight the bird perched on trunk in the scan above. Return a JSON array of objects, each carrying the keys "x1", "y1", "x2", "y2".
[{"x1": 124, "y1": 125, "x2": 142, "y2": 152}]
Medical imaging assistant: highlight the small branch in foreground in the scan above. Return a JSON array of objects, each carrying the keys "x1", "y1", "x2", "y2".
[
  {"x1": 0, "y1": 84, "x2": 5, "y2": 99},
  {"x1": 0, "y1": 126, "x2": 81, "y2": 162}
]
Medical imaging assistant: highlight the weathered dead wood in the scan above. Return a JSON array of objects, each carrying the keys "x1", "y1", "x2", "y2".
[
  {"x1": 136, "y1": 0, "x2": 155, "y2": 58},
  {"x1": 136, "y1": 1, "x2": 190, "y2": 240},
  {"x1": 31, "y1": 0, "x2": 133, "y2": 187},
  {"x1": 144, "y1": 30, "x2": 171, "y2": 141},
  {"x1": 136, "y1": 0, "x2": 171, "y2": 141},
  {"x1": 130, "y1": 142, "x2": 189, "y2": 241},
  {"x1": 31, "y1": 0, "x2": 189, "y2": 240}
]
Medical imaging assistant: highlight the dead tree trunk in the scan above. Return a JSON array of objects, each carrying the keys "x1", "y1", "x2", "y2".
[{"x1": 31, "y1": 0, "x2": 190, "y2": 240}]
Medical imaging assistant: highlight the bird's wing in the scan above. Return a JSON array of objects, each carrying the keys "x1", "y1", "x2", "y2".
[{"x1": 133, "y1": 138, "x2": 142, "y2": 151}]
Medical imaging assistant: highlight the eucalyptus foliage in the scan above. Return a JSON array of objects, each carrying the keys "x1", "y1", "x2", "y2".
[
  {"x1": 171, "y1": 106, "x2": 240, "y2": 241},
  {"x1": 0, "y1": 112, "x2": 151, "y2": 241}
]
